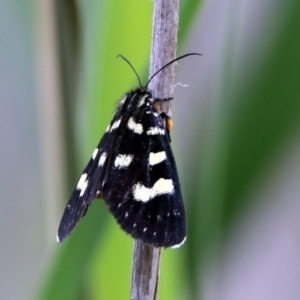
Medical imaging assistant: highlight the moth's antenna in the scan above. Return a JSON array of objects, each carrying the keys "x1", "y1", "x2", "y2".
[
  {"x1": 145, "y1": 53, "x2": 202, "y2": 88},
  {"x1": 117, "y1": 54, "x2": 143, "y2": 89}
]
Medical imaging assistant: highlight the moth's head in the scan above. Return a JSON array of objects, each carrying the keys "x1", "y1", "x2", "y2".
[
  {"x1": 136, "y1": 87, "x2": 152, "y2": 96},
  {"x1": 119, "y1": 88, "x2": 152, "y2": 112}
]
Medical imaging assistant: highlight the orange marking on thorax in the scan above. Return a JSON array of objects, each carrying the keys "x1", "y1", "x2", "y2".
[
  {"x1": 153, "y1": 101, "x2": 173, "y2": 131},
  {"x1": 166, "y1": 117, "x2": 173, "y2": 131},
  {"x1": 153, "y1": 102, "x2": 161, "y2": 114}
]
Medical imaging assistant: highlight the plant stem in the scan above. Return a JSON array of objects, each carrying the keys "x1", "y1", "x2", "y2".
[
  {"x1": 131, "y1": 242, "x2": 161, "y2": 300},
  {"x1": 149, "y1": 0, "x2": 179, "y2": 114},
  {"x1": 130, "y1": 0, "x2": 179, "y2": 299}
]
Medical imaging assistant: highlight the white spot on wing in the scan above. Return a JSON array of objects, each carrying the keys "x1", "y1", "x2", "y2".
[
  {"x1": 114, "y1": 154, "x2": 133, "y2": 168},
  {"x1": 56, "y1": 233, "x2": 60, "y2": 242},
  {"x1": 149, "y1": 151, "x2": 166, "y2": 166},
  {"x1": 92, "y1": 148, "x2": 98, "y2": 160},
  {"x1": 173, "y1": 209, "x2": 180, "y2": 216},
  {"x1": 132, "y1": 178, "x2": 174, "y2": 202},
  {"x1": 76, "y1": 173, "x2": 89, "y2": 197},
  {"x1": 119, "y1": 96, "x2": 126, "y2": 105},
  {"x1": 110, "y1": 119, "x2": 121, "y2": 131},
  {"x1": 128, "y1": 117, "x2": 143, "y2": 134},
  {"x1": 98, "y1": 152, "x2": 107, "y2": 166},
  {"x1": 105, "y1": 124, "x2": 110, "y2": 132},
  {"x1": 77, "y1": 173, "x2": 87, "y2": 189},
  {"x1": 79, "y1": 181, "x2": 88, "y2": 197},
  {"x1": 132, "y1": 184, "x2": 152, "y2": 202},
  {"x1": 171, "y1": 237, "x2": 186, "y2": 249},
  {"x1": 153, "y1": 178, "x2": 174, "y2": 195},
  {"x1": 146, "y1": 127, "x2": 165, "y2": 135},
  {"x1": 138, "y1": 95, "x2": 147, "y2": 107}
]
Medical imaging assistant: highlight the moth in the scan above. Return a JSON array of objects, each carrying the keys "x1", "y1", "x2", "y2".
[{"x1": 57, "y1": 53, "x2": 201, "y2": 248}]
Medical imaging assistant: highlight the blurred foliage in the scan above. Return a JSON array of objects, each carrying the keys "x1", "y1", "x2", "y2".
[
  {"x1": 37, "y1": 0, "x2": 300, "y2": 299},
  {"x1": 185, "y1": 1, "x2": 300, "y2": 299}
]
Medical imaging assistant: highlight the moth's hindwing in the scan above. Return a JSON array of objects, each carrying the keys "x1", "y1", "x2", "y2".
[
  {"x1": 57, "y1": 88, "x2": 186, "y2": 248},
  {"x1": 56, "y1": 105, "x2": 123, "y2": 242}
]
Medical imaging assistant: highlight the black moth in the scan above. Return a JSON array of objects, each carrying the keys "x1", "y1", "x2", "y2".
[{"x1": 57, "y1": 53, "x2": 201, "y2": 248}]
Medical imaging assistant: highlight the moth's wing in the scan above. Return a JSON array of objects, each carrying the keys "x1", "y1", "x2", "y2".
[
  {"x1": 103, "y1": 105, "x2": 186, "y2": 248},
  {"x1": 57, "y1": 112, "x2": 123, "y2": 242}
]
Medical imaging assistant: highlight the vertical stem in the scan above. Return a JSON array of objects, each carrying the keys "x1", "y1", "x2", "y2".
[
  {"x1": 131, "y1": 242, "x2": 161, "y2": 300},
  {"x1": 130, "y1": 0, "x2": 179, "y2": 299},
  {"x1": 149, "y1": 0, "x2": 179, "y2": 114}
]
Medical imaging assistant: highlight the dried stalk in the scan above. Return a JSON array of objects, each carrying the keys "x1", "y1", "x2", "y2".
[{"x1": 130, "y1": 0, "x2": 179, "y2": 299}]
